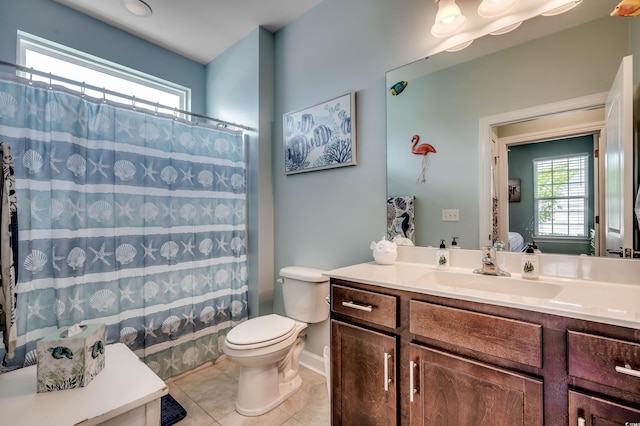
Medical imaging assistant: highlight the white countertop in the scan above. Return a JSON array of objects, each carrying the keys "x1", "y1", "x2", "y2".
[
  {"x1": 325, "y1": 261, "x2": 640, "y2": 329},
  {"x1": 0, "y1": 343, "x2": 168, "y2": 425}
]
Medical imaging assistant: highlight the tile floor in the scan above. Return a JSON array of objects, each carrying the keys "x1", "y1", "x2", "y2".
[{"x1": 166, "y1": 357, "x2": 331, "y2": 426}]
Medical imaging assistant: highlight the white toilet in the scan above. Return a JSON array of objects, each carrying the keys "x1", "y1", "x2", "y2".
[{"x1": 223, "y1": 266, "x2": 329, "y2": 416}]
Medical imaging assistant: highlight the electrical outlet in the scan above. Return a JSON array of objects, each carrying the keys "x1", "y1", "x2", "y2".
[{"x1": 442, "y1": 209, "x2": 459, "y2": 222}]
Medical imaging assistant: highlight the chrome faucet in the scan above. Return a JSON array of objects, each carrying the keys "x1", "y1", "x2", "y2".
[{"x1": 473, "y1": 246, "x2": 511, "y2": 277}]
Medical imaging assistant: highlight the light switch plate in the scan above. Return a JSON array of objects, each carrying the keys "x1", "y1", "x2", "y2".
[{"x1": 442, "y1": 209, "x2": 459, "y2": 221}]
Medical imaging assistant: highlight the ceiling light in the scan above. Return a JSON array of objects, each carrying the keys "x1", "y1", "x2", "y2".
[
  {"x1": 541, "y1": 0, "x2": 582, "y2": 17},
  {"x1": 121, "y1": 0, "x2": 153, "y2": 17},
  {"x1": 431, "y1": 0, "x2": 467, "y2": 38},
  {"x1": 489, "y1": 21, "x2": 522, "y2": 35},
  {"x1": 478, "y1": 0, "x2": 519, "y2": 18}
]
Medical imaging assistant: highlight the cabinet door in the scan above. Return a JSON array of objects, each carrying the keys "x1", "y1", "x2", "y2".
[
  {"x1": 569, "y1": 390, "x2": 640, "y2": 425},
  {"x1": 331, "y1": 320, "x2": 397, "y2": 425},
  {"x1": 409, "y1": 344, "x2": 543, "y2": 426}
]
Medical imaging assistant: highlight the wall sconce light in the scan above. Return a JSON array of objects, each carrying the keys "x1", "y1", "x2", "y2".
[
  {"x1": 427, "y1": 0, "x2": 584, "y2": 55},
  {"x1": 121, "y1": 0, "x2": 153, "y2": 17},
  {"x1": 431, "y1": 0, "x2": 467, "y2": 37},
  {"x1": 478, "y1": 0, "x2": 519, "y2": 18}
]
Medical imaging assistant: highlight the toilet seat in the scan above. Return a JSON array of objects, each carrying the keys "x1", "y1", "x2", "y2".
[{"x1": 225, "y1": 314, "x2": 297, "y2": 350}]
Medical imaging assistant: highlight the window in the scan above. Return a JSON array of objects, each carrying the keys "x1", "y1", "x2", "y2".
[
  {"x1": 16, "y1": 31, "x2": 190, "y2": 115},
  {"x1": 533, "y1": 154, "x2": 588, "y2": 238}
]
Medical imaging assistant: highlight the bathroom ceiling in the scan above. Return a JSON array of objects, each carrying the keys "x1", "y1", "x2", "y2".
[{"x1": 53, "y1": 0, "x2": 323, "y2": 64}]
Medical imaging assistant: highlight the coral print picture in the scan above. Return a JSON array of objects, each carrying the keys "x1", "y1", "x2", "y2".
[{"x1": 283, "y1": 91, "x2": 356, "y2": 174}]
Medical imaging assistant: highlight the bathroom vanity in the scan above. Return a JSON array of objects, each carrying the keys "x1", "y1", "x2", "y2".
[{"x1": 327, "y1": 249, "x2": 640, "y2": 425}]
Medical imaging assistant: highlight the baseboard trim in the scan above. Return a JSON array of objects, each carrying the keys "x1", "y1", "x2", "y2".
[{"x1": 299, "y1": 349, "x2": 328, "y2": 377}]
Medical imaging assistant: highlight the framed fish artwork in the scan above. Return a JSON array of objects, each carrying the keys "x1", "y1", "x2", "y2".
[{"x1": 283, "y1": 91, "x2": 356, "y2": 175}]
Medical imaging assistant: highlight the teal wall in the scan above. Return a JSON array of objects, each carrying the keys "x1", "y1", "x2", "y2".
[
  {"x1": 272, "y1": 0, "x2": 412, "y2": 355},
  {"x1": 508, "y1": 136, "x2": 595, "y2": 255},
  {"x1": 205, "y1": 28, "x2": 276, "y2": 318}
]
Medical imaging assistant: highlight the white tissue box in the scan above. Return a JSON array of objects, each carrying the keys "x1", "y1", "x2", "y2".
[{"x1": 36, "y1": 323, "x2": 106, "y2": 392}]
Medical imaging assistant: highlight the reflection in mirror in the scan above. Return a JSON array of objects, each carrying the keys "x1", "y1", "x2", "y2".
[
  {"x1": 386, "y1": 0, "x2": 639, "y2": 256},
  {"x1": 496, "y1": 109, "x2": 603, "y2": 256}
]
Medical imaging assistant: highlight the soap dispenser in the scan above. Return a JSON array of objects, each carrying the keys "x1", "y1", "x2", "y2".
[
  {"x1": 531, "y1": 240, "x2": 542, "y2": 254},
  {"x1": 521, "y1": 244, "x2": 539, "y2": 280},
  {"x1": 436, "y1": 239, "x2": 450, "y2": 271},
  {"x1": 449, "y1": 237, "x2": 460, "y2": 249}
]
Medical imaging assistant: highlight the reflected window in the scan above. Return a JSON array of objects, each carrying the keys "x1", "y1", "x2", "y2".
[{"x1": 533, "y1": 154, "x2": 589, "y2": 237}]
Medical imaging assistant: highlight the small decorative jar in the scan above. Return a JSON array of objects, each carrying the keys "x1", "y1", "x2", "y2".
[{"x1": 370, "y1": 236, "x2": 398, "y2": 265}]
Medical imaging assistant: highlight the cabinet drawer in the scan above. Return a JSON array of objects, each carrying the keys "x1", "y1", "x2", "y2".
[
  {"x1": 410, "y1": 300, "x2": 542, "y2": 368},
  {"x1": 331, "y1": 285, "x2": 397, "y2": 329},
  {"x1": 568, "y1": 330, "x2": 640, "y2": 394}
]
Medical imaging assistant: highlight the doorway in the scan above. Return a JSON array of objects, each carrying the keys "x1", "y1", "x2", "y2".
[
  {"x1": 500, "y1": 131, "x2": 600, "y2": 255},
  {"x1": 478, "y1": 93, "x2": 608, "y2": 252}
]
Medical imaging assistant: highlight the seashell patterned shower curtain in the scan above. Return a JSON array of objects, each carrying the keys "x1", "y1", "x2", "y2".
[{"x1": 0, "y1": 75, "x2": 248, "y2": 378}]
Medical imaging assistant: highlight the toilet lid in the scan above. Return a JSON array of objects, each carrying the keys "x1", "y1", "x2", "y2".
[{"x1": 226, "y1": 314, "x2": 296, "y2": 346}]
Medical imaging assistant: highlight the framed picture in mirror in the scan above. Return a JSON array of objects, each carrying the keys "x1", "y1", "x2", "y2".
[{"x1": 509, "y1": 179, "x2": 521, "y2": 203}]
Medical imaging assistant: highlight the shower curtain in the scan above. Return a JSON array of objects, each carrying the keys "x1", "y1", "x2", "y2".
[{"x1": 0, "y1": 75, "x2": 248, "y2": 379}]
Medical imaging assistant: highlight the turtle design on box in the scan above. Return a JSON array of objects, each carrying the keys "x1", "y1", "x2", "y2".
[{"x1": 48, "y1": 346, "x2": 73, "y2": 360}]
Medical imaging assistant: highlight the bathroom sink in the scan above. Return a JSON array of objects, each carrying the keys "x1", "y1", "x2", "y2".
[{"x1": 415, "y1": 270, "x2": 563, "y2": 299}]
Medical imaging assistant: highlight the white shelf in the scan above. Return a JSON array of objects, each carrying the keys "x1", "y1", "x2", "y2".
[{"x1": 0, "y1": 343, "x2": 168, "y2": 426}]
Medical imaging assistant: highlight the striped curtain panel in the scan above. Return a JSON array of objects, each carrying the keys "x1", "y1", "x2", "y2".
[{"x1": 0, "y1": 75, "x2": 248, "y2": 378}]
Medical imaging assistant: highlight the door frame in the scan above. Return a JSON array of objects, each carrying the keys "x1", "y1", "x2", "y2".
[{"x1": 479, "y1": 92, "x2": 609, "y2": 249}]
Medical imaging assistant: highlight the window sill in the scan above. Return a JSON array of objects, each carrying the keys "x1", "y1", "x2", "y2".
[{"x1": 533, "y1": 236, "x2": 590, "y2": 244}]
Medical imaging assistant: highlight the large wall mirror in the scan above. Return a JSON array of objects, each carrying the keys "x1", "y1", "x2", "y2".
[{"x1": 386, "y1": 0, "x2": 640, "y2": 256}]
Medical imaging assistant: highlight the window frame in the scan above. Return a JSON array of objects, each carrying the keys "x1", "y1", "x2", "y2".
[
  {"x1": 16, "y1": 31, "x2": 191, "y2": 114},
  {"x1": 532, "y1": 152, "x2": 589, "y2": 239}
]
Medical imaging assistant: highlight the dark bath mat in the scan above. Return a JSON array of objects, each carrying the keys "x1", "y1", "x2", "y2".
[{"x1": 161, "y1": 393, "x2": 187, "y2": 426}]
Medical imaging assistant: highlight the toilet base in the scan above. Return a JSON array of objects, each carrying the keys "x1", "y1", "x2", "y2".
[
  {"x1": 225, "y1": 322, "x2": 308, "y2": 417},
  {"x1": 235, "y1": 372, "x2": 302, "y2": 416}
]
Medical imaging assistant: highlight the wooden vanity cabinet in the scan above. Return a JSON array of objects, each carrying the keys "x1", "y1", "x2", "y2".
[
  {"x1": 330, "y1": 278, "x2": 640, "y2": 426},
  {"x1": 408, "y1": 300, "x2": 544, "y2": 425},
  {"x1": 408, "y1": 344, "x2": 544, "y2": 425},
  {"x1": 331, "y1": 321, "x2": 397, "y2": 425},
  {"x1": 330, "y1": 284, "x2": 399, "y2": 425},
  {"x1": 567, "y1": 330, "x2": 640, "y2": 424}
]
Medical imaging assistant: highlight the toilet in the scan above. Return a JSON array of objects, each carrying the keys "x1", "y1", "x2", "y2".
[{"x1": 223, "y1": 266, "x2": 330, "y2": 416}]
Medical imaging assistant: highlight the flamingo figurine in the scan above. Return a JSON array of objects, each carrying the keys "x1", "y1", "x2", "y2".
[{"x1": 410, "y1": 134, "x2": 436, "y2": 183}]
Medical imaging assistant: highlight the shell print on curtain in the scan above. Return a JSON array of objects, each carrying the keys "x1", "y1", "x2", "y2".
[{"x1": 0, "y1": 75, "x2": 248, "y2": 379}]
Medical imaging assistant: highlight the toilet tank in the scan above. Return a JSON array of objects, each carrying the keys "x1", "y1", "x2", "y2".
[{"x1": 279, "y1": 266, "x2": 329, "y2": 323}]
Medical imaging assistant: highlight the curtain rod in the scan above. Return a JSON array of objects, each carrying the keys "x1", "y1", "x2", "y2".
[{"x1": 0, "y1": 60, "x2": 254, "y2": 132}]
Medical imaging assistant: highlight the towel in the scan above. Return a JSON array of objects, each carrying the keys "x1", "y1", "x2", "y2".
[
  {"x1": 387, "y1": 196, "x2": 415, "y2": 244},
  {"x1": 0, "y1": 142, "x2": 17, "y2": 363},
  {"x1": 635, "y1": 186, "x2": 640, "y2": 228}
]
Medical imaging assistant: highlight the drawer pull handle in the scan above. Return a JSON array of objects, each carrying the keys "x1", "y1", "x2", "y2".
[
  {"x1": 383, "y1": 352, "x2": 392, "y2": 392},
  {"x1": 341, "y1": 301, "x2": 373, "y2": 312},
  {"x1": 577, "y1": 417, "x2": 585, "y2": 426},
  {"x1": 409, "y1": 361, "x2": 417, "y2": 403},
  {"x1": 615, "y1": 364, "x2": 640, "y2": 378}
]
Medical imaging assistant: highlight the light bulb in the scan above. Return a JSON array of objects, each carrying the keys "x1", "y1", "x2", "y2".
[{"x1": 431, "y1": 0, "x2": 466, "y2": 38}]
